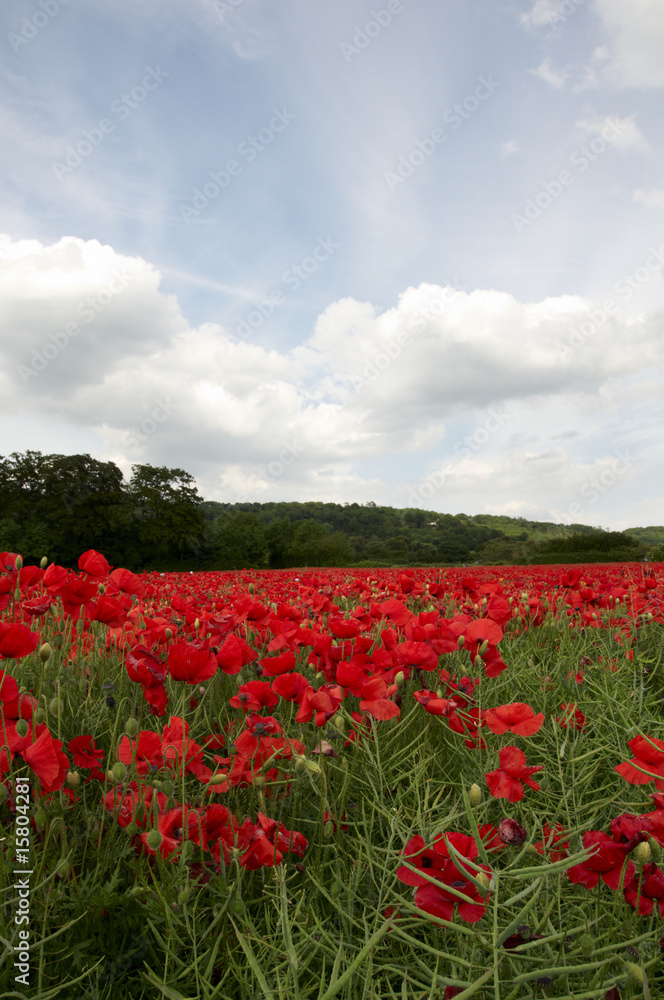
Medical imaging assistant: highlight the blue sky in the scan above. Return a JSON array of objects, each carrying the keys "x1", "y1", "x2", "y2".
[{"x1": 1, "y1": 0, "x2": 663, "y2": 529}]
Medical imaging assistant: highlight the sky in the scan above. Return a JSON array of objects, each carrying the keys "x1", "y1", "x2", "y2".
[{"x1": 1, "y1": 0, "x2": 663, "y2": 530}]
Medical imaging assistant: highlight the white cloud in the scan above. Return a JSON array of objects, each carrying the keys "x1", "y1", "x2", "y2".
[
  {"x1": 532, "y1": 58, "x2": 571, "y2": 88},
  {"x1": 575, "y1": 114, "x2": 649, "y2": 151},
  {"x1": 634, "y1": 189, "x2": 664, "y2": 209},
  {"x1": 592, "y1": 0, "x2": 664, "y2": 88},
  {"x1": 500, "y1": 140, "x2": 520, "y2": 159},
  {"x1": 1, "y1": 234, "x2": 662, "y2": 523}
]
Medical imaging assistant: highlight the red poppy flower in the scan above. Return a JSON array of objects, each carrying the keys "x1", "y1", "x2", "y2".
[
  {"x1": 229, "y1": 680, "x2": 279, "y2": 713},
  {"x1": 109, "y1": 566, "x2": 146, "y2": 598},
  {"x1": 216, "y1": 633, "x2": 256, "y2": 675},
  {"x1": 535, "y1": 823, "x2": 569, "y2": 863},
  {"x1": 568, "y1": 831, "x2": 634, "y2": 890},
  {"x1": 90, "y1": 595, "x2": 128, "y2": 628},
  {"x1": 168, "y1": 642, "x2": 217, "y2": 684},
  {"x1": 21, "y1": 728, "x2": 68, "y2": 791},
  {"x1": 623, "y1": 863, "x2": 664, "y2": 916},
  {"x1": 359, "y1": 676, "x2": 400, "y2": 720},
  {"x1": 260, "y1": 650, "x2": 296, "y2": 677},
  {"x1": 557, "y1": 703, "x2": 587, "y2": 730},
  {"x1": 485, "y1": 703, "x2": 544, "y2": 737},
  {"x1": 0, "y1": 622, "x2": 40, "y2": 660},
  {"x1": 271, "y1": 671, "x2": 311, "y2": 704},
  {"x1": 21, "y1": 596, "x2": 54, "y2": 618},
  {"x1": 78, "y1": 549, "x2": 111, "y2": 578},
  {"x1": 68, "y1": 735, "x2": 105, "y2": 774},
  {"x1": 485, "y1": 746, "x2": 543, "y2": 802},
  {"x1": 615, "y1": 735, "x2": 664, "y2": 789}
]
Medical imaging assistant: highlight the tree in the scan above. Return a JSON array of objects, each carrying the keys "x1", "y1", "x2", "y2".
[
  {"x1": 208, "y1": 511, "x2": 269, "y2": 569},
  {"x1": 128, "y1": 464, "x2": 204, "y2": 566}
]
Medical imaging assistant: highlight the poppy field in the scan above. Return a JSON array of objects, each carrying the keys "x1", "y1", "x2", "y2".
[{"x1": 1, "y1": 551, "x2": 664, "y2": 999}]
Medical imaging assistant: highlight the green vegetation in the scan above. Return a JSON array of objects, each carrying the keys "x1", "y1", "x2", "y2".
[{"x1": 1, "y1": 450, "x2": 660, "y2": 570}]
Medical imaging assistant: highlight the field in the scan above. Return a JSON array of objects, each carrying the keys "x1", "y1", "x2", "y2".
[{"x1": 1, "y1": 550, "x2": 664, "y2": 999}]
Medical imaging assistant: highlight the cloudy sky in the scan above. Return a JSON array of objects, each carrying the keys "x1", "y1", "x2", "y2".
[{"x1": 1, "y1": 0, "x2": 663, "y2": 529}]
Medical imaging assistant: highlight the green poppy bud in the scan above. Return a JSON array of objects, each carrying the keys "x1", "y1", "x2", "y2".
[
  {"x1": 469, "y1": 783, "x2": 482, "y2": 806},
  {"x1": 66, "y1": 771, "x2": 81, "y2": 788},
  {"x1": 15, "y1": 719, "x2": 29, "y2": 738},
  {"x1": 124, "y1": 717, "x2": 139, "y2": 738},
  {"x1": 39, "y1": 643, "x2": 52, "y2": 663},
  {"x1": 112, "y1": 762, "x2": 127, "y2": 782},
  {"x1": 146, "y1": 830, "x2": 162, "y2": 851}
]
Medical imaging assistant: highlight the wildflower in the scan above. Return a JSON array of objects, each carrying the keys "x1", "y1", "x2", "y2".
[
  {"x1": 485, "y1": 746, "x2": 543, "y2": 802},
  {"x1": 485, "y1": 703, "x2": 544, "y2": 737}
]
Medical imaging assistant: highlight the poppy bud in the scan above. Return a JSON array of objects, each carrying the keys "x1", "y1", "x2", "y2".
[
  {"x1": 469, "y1": 783, "x2": 482, "y2": 806},
  {"x1": 126, "y1": 821, "x2": 139, "y2": 836},
  {"x1": 15, "y1": 719, "x2": 29, "y2": 738},
  {"x1": 457, "y1": 635, "x2": 465, "y2": 649},
  {"x1": 66, "y1": 771, "x2": 81, "y2": 788},
  {"x1": 230, "y1": 899, "x2": 244, "y2": 915},
  {"x1": 649, "y1": 838, "x2": 662, "y2": 862},
  {"x1": 14, "y1": 555, "x2": 23, "y2": 571},
  {"x1": 579, "y1": 934, "x2": 593, "y2": 957},
  {"x1": 106, "y1": 769, "x2": 118, "y2": 783},
  {"x1": 248, "y1": 583, "x2": 254, "y2": 595},
  {"x1": 208, "y1": 772, "x2": 228, "y2": 785},
  {"x1": 165, "y1": 628, "x2": 173, "y2": 640},
  {"x1": 146, "y1": 830, "x2": 163, "y2": 851},
  {"x1": 125, "y1": 717, "x2": 139, "y2": 738},
  {"x1": 39, "y1": 643, "x2": 52, "y2": 663},
  {"x1": 34, "y1": 708, "x2": 45, "y2": 725},
  {"x1": 635, "y1": 840, "x2": 651, "y2": 864},
  {"x1": 394, "y1": 671, "x2": 405, "y2": 686},
  {"x1": 253, "y1": 775, "x2": 266, "y2": 788},
  {"x1": 330, "y1": 713, "x2": 345, "y2": 732},
  {"x1": 476, "y1": 872, "x2": 490, "y2": 890},
  {"x1": 40, "y1": 556, "x2": 48, "y2": 569},
  {"x1": 98, "y1": 583, "x2": 106, "y2": 595},
  {"x1": 625, "y1": 962, "x2": 644, "y2": 984},
  {"x1": 178, "y1": 889, "x2": 188, "y2": 906},
  {"x1": 194, "y1": 618, "x2": 200, "y2": 630},
  {"x1": 478, "y1": 639, "x2": 489, "y2": 656},
  {"x1": 112, "y1": 762, "x2": 127, "y2": 782},
  {"x1": 474, "y1": 656, "x2": 483, "y2": 668},
  {"x1": 323, "y1": 820, "x2": 335, "y2": 838},
  {"x1": 49, "y1": 698, "x2": 63, "y2": 716}
]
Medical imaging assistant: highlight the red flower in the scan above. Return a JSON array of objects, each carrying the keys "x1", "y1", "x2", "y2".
[
  {"x1": 21, "y1": 728, "x2": 68, "y2": 792},
  {"x1": 359, "y1": 676, "x2": 400, "y2": 720},
  {"x1": 168, "y1": 642, "x2": 217, "y2": 684},
  {"x1": 229, "y1": 680, "x2": 279, "y2": 713},
  {"x1": 485, "y1": 746, "x2": 543, "y2": 802},
  {"x1": 109, "y1": 566, "x2": 146, "y2": 598},
  {"x1": 623, "y1": 863, "x2": 664, "y2": 916},
  {"x1": 216, "y1": 633, "x2": 256, "y2": 675},
  {"x1": 90, "y1": 595, "x2": 128, "y2": 628},
  {"x1": 78, "y1": 549, "x2": 111, "y2": 578},
  {"x1": 615, "y1": 734, "x2": 664, "y2": 789},
  {"x1": 485, "y1": 703, "x2": 544, "y2": 737},
  {"x1": 568, "y1": 831, "x2": 635, "y2": 890},
  {"x1": 260, "y1": 650, "x2": 296, "y2": 677},
  {"x1": 68, "y1": 735, "x2": 105, "y2": 778},
  {"x1": 535, "y1": 823, "x2": 569, "y2": 862},
  {"x1": 0, "y1": 622, "x2": 40, "y2": 660},
  {"x1": 557, "y1": 703, "x2": 587, "y2": 730}
]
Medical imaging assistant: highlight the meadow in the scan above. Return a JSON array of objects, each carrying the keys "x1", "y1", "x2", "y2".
[{"x1": 1, "y1": 549, "x2": 663, "y2": 999}]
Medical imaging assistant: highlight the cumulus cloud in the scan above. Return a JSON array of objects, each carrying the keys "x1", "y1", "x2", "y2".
[
  {"x1": 575, "y1": 114, "x2": 649, "y2": 151},
  {"x1": 592, "y1": 0, "x2": 664, "y2": 88},
  {"x1": 532, "y1": 58, "x2": 571, "y2": 88},
  {"x1": 1, "y1": 234, "x2": 662, "y2": 523}
]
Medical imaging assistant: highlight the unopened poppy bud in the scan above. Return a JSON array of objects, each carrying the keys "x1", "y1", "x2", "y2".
[
  {"x1": 295, "y1": 755, "x2": 307, "y2": 771},
  {"x1": 248, "y1": 583, "x2": 254, "y2": 595},
  {"x1": 40, "y1": 556, "x2": 48, "y2": 569},
  {"x1": 98, "y1": 583, "x2": 106, "y2": 595},
  {"x1": 476, "y1": 872, "x2": 490, "y2": 890},
  {"x1": 15, "y1": 719, "x2": 29, "y2": 738},
  {"x1": 34, "y1": 708, "x2": 45, "y2": 725},
  {"x1": 125, "y1": 717, "x2": 139, "y2": 738},
  {"x1": 178, "y1": 889, "x2": 188, "y2": 906},
  {"x1": 35, "y1": 809, "x2": 47, "y2": 831},
  {"x1": 146, "y1": 830, "x2": 163, "y2": 851},
  {"x1": 474, "y1": 655, "x2": 483, "y2": 668},
  {"x1": 469, "y1": 783, "x2": 482, "y2": 806},
  {"x1": 39, "y1": 643, "x2": 52, "y2": 663},
  {"x1": 112, "y1": 762, "x2": 127, "y2": 782},
  {"x1": 330, "y1": 713, "x2": 345, "y2": 732},
  {"x1": 625, "y1": 962, "x2": 644, "y2": 984},
  {"x1": 579, "y1": 934, "x2": 593, "y2": 957},
  {"x1": 66, "y1": 771, "x2": 81, "y2": 788},
  {"x1": 315, "y1": 671, "x2": 326, "y2": 683},
  {"x1": 49, "y1": 698, "x2": 63, "y2": 716},
  {"x1": 457, "y1": 635, "x2": 465, "y2": 649},
  {"x1": 106, "y1": 769, "x2": 117, "y2": 783},
  {"x1": 635, "y1": 840, "x2": 651, "y2": 864},
  {"x1": 126, "y1": 821, "x2": 139, "y2": 836},
  {"x1": 161, "y1": 779, "x2": 175, "y2": 796},
  {"x1": 253, "y1": 775, "x2": 266, "y2": 788},
  {"x1": 230, "y1": 899, "x2": 244, "y2": 914},
  {"x1": 478, "y1": 639, "x2": 489, "y2": 656},
  {"x1": 208, "y1": 772, "x2": 228, "y2": 785},
  {"x1": 194, "y1": 618, "x2": 200, "y2": 630},
  {"x1": 394, "y1": 670, "x2": 405, "y2": 686},
  {"x1": 165, "y1": 628, "x2": 173, "y2": 640},
  {"x1": 14, "y1": 555, "x2": 23, "y2": 571},
  {"x1": 323, "y1": 820, "x2": 335, "y2": 838},
  {"x1": 648, "y1": 838, "x2": 662, "y2": 862}
]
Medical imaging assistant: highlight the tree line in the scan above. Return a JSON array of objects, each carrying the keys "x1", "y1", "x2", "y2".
[{"x1": 0, "y1": 451, "x2": 653, "y2": 570}]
